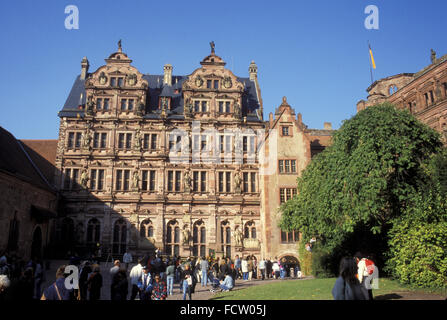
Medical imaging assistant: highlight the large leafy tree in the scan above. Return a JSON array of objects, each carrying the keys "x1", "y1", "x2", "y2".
[{"x1": 280, "y1": 103, "x2": 442, "y2": 253}]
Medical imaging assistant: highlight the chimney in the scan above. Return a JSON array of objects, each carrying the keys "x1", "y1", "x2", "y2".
[
  {"x1": 269, "y1": 112, "x2": 273, "y2": 128},
  {"x1": 249, "y1": 60, "x2": 258, "y2": 81},
  {"x1": 163, "y1": 64, "x2": 173, "y2": 86},
  {"x1": 80, "y1": 57, "x2": 89, "y2": 80},
  {"x1": 297, "y1": 113, "x2": 302, "y2": 124},
  {"x1": 324, "y1": 122, "x2": 332, "y2": 130}
]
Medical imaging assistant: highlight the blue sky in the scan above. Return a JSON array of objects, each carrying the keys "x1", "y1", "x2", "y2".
[{"x1": 1, "y1": 0, "x2": 446, "y2": 139}]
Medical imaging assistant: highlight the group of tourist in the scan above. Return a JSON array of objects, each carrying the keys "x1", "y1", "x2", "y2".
[
  {"x1": 332, "y1": 252, "x2": 377, "y2": 300},
  {"x1": 0, "y1": 249, "x2": 306, "y2": 301}
]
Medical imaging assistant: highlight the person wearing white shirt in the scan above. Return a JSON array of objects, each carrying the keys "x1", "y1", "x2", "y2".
[
  {"x1": 123, "y1": 251, "x2": 133, "y2": 270},
  {"x1": 241, "y1": 257, "x2": 249, "y2": 281},
  {"x1": 129, "y1": 259, "x2": 144, "y2": 300}
]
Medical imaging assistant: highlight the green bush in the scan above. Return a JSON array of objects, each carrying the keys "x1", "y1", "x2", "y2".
[
  {"x1": 309, "y1": 243, "x2": 334, "y2": 278},
  {"x1": 387, "y1": 220, "x2": 447, "y2": 289}
]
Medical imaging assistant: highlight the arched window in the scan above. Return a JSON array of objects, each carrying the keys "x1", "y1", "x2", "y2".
[
  {"x1": 166, "y1": 220, "x2": 180, "y2": 256},
  {"x1": 113, "y1": 219, "x2": 127, "y2": 254},
  {"x1": 244, "y1": 221, "x2": 256, "y2": 239},
  {"x1": 221, "y1": 220, "x2": 231, "y2": 258},
  {"x1": 86, "y1": 218, "x2": 101, "y2": 244},
  {"x1": 193, "y1": 220, "x2": 206, "y2": 257},
  {"x1": 140, "y1": 219, "x2": 154, "y2": 238},
  {"x1": 389, "y1": 85, "x2": 398, "y2": 95}
]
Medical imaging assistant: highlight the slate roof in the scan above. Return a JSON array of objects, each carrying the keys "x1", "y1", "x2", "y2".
[
  {"x1": 58, "y1": 73, "x2": 262, "y2": 121},
  {"x1": 0, "y1": 127, "x2": 55, "y2": 192}
]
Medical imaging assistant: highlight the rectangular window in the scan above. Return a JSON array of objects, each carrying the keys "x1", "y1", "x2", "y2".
[
  {"x1": 201, "y1": 136, "x2": 207, "y2": 151},
  {"x1": 200, "y1": 171, "x2": 206, "y2": 192},
  {"x1": 75, "y1": 132, "x2": 82, "y2": 148},
  {"x1": 280, "y1": 188, "x2": 297, "y2": 203},
  {"x1": 280, "y1": 189, "x2": 285, "y2": 204},
  {"x1": 100, "y1": 133, "x2": 107, "y2": 148},
  {"x1": 194, "y1": 101, "x2": 200, "y2": 112},
  {"x1": 282, "y1": 126, "x2": 289, "y2": 136},
  {"x1": 250, "y1": 172, "x2": 256, "y2": 192},
  {"x1": 143, "y1": 134, "x2": 150, "y2": 150},
  {"x1": 213, "y1": 80, "x2": 219, "y2": 89},
  {"x1": 97, "y1": 169, "x2": 104, "y2": 190},
  {"x1": 291, "y1": 160, "x2": 296, "y2": 172},
  {"x1": 243, "y1": 172, "x2": 249, "y2": 193},
  {"x1": 90, "y1": 169, "x2": 97, "y2": 189},
  {"x1": 116, "y1": 170, "x2": 122, "y2": 191},
  {"x1": 96, "y1": 98, "x2": 102, "y2": 110},
  {"x1": 225, "y1": 136, "x2": 231, "y2": 153},
  {"x1": 123, "y1": 170, "x2": 130, "y2": 191},
  {"x1": 201, "y1": 101, "x2": 207, "y2": 112},
  {"x1": 226, "y1": 172, "x2": 231, "y2": 192},
  {"x1": 93, "y1": 133, "x2": 99, "y2": 148},
  {"x1": 68, "y1": 132, "x2": 74, "y2": 148},
  {"x1": 207, "y1": 80, "x2": 212, "y2": 89},
  {"x1": 243, "y1": 136, "x2": 248, "y2": 153},
  {"x1": 121, "y1": 99, "x2": 127, "y2": 110},
  {"x1": 425, "y1": 93, "x2": 429, "y2": 106},
  {"x1": 218, "y1": 172, "x2": 224, "y2": 192},
  {"x1": 70, "y1": 169, "x2": 79, "y2": 189},
  {"x1": 118, "y1": 133, "x2": 124, "y2": 149},
  {"x1": 193, "y1": 171, "x2": 199, "y2": 192},
  {"x1": 175, "y1": 171, "x2": 181, "y2": 191},
  {"x1": 249, "y1": 136, "x2": 255, "y2": 153},
  {"x1": 220, "y1": 135, "x2": 224, "y2": 153},
  {"x1": 64, "y1": 169, "x2": 71, "y2": 189},
  {"x1": 193, "y1": 135, "x2": 199, "y2": 151},
  {"x1": 126, "y1": 133, "x2": 132, "y2": 149},
  {"x1": 110, "y1": 77, "x2": 116, "y2": 87},
  {"x1": 285, "y1": 160, "x2": 290, "y2": 173},
  {"x1": 151, "y1": 134, "x2": 157, "y2": 150},
  {"x1": 168, "y1": 171, "x2": 173, "y2": 191},
  {"x1": 279, "y1": 160, "x2": 284, "y2": 173},
  {"x1": 219, "y1": 101, "x2": 224, "y2": 113},
  {"x1": 128, "y1": 99, "x2": 134, "y2": 110},
  {"x1": 149, "y1": 170, "x2": 156, "y2": 191},
  {"x1": 281, "y1": 231, "x2": 287, "y2": 243},
  {"x1": 118, "y1": 77, "x2": 124, "y2": 87},
  {"x1": 103, "y1": 98, "x2": 109, "y2": 110},
  {"x1": 142, "y1": 170, "x2": 148, "y2": 190},
  {"x1": 225, "y1": 101, "x2": 230, "y2": 113}
]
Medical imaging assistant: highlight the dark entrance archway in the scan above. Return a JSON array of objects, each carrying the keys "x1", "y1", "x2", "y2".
[
  {"x1": 279, "y1": 255, "x2": 300, "y2": 277},
  {"x1": 31, "y1": 226, "x2": 42, "y2": 259}
]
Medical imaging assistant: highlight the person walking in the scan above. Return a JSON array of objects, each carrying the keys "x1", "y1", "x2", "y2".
[
  {"x1": 241, "y1": 257, "x2": 249, "y2": 281},
  {"x1": 259, "y1": 258, "x2": 266, "y2": 280},
  {"x1": 109, "y1": 260, "x2": 120, "y2": 299},
  {"x1": 355, "y1": 252, "x2": 376, "y2": 300},
  {"x1": 87, "y1": 264, "x2": 103, "y2": 301},
  {"x1": 111, "y1": 269, "x2": 128, "y2": 300},
  {"x1": 247, "y1": 256, "x2": 253, "y2": 281},
  {"x1": 252, "y1": 256, "x2": 258, "y2": 279},
  {"x1": 200, "y1": 256, "x2": 209, "y2": 287},
  {"x1": 234, "y1": 255, "x2": 241, "y2": 280},
  {"x1": 123, "y1": 251, "x2": 133, "y2": 271},
  {"x1": 181, "y1": 263, "x2": 194, "y2": 300},
  {"x1": 129, "y1": 258, "x2": 143, "y2": 300},
  {"x1": 272, "y1": 260, "x2": 280, "y2": 279},
  {"x1": 332, "y1": 257, "x2": 368, "y2": 300},
  {"x1": 78, "y1": 261, "x2": 92, "y2": 300},
  {"x1": 165, "y1": 261, "x2": 175, "y2": 296},
  {"x1": 266, "y1": 258, "x2": 272, "y2": 279}
]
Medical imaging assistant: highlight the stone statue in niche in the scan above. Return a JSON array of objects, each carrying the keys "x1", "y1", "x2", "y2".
[
  {"x1": 132, "y1": 171, "x2": 139, "y2": 190},
  {"x1": 184, "y1": 169, "x2": 192, "y2": 193},
  {"x1": 210, "y1": 41, "x2": 215, "y2": 54},
  {"x1": 195, "y1": 75, "x2": 204, "y2": 87},
  {"x1": 234, "y1": 170, "x2": 242, "y2": 194},
  {"x1": 80, "y1": 169, "x2": 89, "y2": 188},
  {"x1": 182, "y1": 224, "x2": 191, "y2": 245},
  {"x1": 86, "y1": 96, "x2": 95, "y2": 116},
  {"x1": 431, "y1": 49, "x2": 437, "y2": 64},
  {"x1": 134, "y1": 129, "x2": 142, "y2": 151},
  {"x1": 185, "y1": 99, "x2": 193, "y2": 116},
  {"x1": 234, "y1": 102, "x2": 241, "y2": 119},
  {"x1": 99, "y1": 72, "x2": 107, "y2": 85},
  {"x1": 81, "y1": 127, "x2": 92, "y2": 151},
  {"x1": 232, "y1": 226, "x2": 243, "y2": 247}
]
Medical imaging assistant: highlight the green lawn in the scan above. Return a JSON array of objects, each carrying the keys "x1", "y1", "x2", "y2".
[{"x1": 210, "y1": 278, "x2": 444, "y2": 300}]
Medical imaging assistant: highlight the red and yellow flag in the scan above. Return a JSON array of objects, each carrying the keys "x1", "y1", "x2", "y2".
[{"x1": 369, "y1": 44, "x2": 376, "y2": 69}]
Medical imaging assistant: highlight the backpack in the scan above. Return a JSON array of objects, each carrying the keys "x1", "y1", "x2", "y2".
[{"x1": 364, "y1": 259, "x2": 375, "y2": 275}]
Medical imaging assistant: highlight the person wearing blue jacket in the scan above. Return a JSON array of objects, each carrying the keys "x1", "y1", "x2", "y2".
[
  {"x1": 137, "y1": 266, "x2": 152, "y2": 300},
  {"x1": 219, "y1": 272, "x2": 234, "y2": 292}
]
